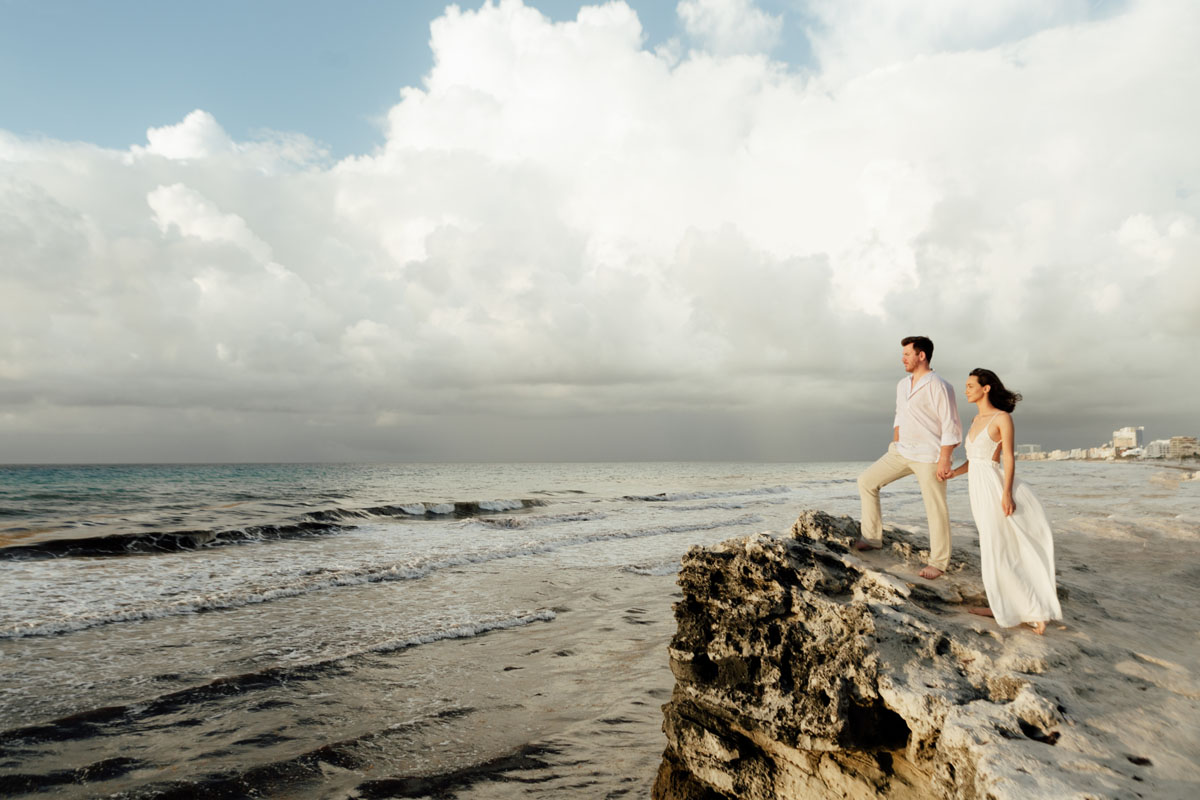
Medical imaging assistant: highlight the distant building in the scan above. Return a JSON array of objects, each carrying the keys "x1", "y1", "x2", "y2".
[
  {"x1": 1113, "y1": 426, "x2": 1145, "y2": 449},
  {"x1": 1028, "y1": 433, "x2": 1194, "y2": 461},
  {"x1": 1145, "y1": 439, "x2": 1171, "y2": 458},
  {"x1": 1168, "y1": 436, "x2": 1200, "y2": 459}
]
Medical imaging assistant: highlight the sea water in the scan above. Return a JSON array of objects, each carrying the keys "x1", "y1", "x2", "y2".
[{"x1": 1, "y1": 460, "x2": 1195, "y2": 797}]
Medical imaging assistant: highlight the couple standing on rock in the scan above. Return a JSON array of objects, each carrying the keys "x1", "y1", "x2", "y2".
[{"x1": 854, "y1": 335, "x2": 1062, "y2": 635}]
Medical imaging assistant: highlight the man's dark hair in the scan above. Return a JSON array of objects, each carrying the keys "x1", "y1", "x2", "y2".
[{"x1": 901, "y1": 335, "x2": 934, "y2": 363}]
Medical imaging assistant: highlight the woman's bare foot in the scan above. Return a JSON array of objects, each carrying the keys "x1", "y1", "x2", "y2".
[
  {"x1": 1026, "y1": 620, "x2": 1047, "y2": 635},
  {"x1": 919, "y1": 565, "x2": 944, "y2": 580},
  {"x1": 968, "y1": 607, "x2": 994, "y2": 617}
]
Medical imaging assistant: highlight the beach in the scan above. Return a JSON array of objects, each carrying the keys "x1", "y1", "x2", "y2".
[{"x1": 1, "y1": 461, "x2": 1197, "y2": 797}]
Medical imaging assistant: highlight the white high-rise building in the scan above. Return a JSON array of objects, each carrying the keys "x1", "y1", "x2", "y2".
[
  {"x1": 1113, "y1": 426, "x2": 1145, "y2": 448},
  {"x1": 1145, "y1": 439, "x2": 1171, "y2": 458}
]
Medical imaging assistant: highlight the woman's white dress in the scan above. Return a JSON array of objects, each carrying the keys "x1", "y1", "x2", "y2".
[{"x1": 966, "y1": 424, "x2": 1063, "y2": 628}]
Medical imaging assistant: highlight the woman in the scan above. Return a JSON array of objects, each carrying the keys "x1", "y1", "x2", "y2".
[{"x1": 948, "y1": 369, "x2": 1062, "y2": 634}]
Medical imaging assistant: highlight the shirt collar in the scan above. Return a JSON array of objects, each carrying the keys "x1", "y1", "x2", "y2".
[{"x1": 908, "y1": 370, "x2": 936, "y2": 395}]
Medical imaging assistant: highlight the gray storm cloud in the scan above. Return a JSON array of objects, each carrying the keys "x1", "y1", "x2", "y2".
[{"x1": 1, "y1": 0, "x2": 1197, "y2": 462}]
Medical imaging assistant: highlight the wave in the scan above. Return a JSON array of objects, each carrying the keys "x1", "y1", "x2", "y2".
[
  {"x1": 0, "y1": 499, "x2": 549, "y2": 561},
  {"x1": 623, "y1": 485, "x2": 791, "y2": 503},
  {"x1": 620, "y1": 562, "x2": 681, "y2": 576},
  {"x1": 0, "y1": 520, "x2": 347, "y2": 560},
  {"x1": 0, "y1": 507, "x2": 35, "y2": 518},
  {"x1": 0, "y1": 609, "x2": 555, "y2": 746},
  {"x1": 0, "y1": 515, "x2": 759, "y2": 639},
  {"x1": 4, "y1": 715, "x2": 555, "y2": 799},
  {"x1": 473, "y1": 511, "x2": 608, "y2": 529},
  {"x1": 667, "y1": 497, "x2": 793, "y2": 512},
  {"x1": 307, "y1": 498, "x2": 546, "y2": 521}
]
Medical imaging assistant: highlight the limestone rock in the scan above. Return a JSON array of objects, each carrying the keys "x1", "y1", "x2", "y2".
[{"x1": 653, "y1": 510, "x2": 1189, "y2": 799}]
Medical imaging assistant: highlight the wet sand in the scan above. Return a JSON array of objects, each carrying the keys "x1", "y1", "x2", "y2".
[{"x1": 377, "y1": 567, "x2": 681, "y2": 799}]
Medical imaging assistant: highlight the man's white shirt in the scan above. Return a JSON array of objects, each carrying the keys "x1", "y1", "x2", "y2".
[{"x1": 893, "y1": 371, "x2": 962, "y2": 463}]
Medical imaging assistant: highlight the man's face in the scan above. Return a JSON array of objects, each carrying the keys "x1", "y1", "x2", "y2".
[{"x1": 901, "y1": 343, "x2": 924, "y2": 373}]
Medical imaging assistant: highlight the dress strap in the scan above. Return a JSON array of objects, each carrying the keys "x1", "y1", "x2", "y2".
[
  {"x1": 970, "y1": 411, "x2": 1000, "y2": 445},
  {"x1": 973, "y1": 411, "x2": 998, "y2": 430}
]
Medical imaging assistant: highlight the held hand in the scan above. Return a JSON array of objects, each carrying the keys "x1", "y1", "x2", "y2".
[
  {"x1": 1002, "y1": 492, "x2": 1016, "y2": 516},
  {"x1": 936, "y1": 458, "x2": 953, "y2": 481}
]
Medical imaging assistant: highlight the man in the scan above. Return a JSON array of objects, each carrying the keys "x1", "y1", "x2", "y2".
[{"x1": 855, "y1": 335, "x2": 962, "y2": 579}]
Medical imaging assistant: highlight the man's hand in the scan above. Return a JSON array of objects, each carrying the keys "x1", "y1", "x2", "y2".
[{"x1": 936, "y1": 444, "x2": 956, "y2": 482}]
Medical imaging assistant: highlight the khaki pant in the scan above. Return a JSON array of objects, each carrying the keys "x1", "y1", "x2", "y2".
[{"x1": 857, "y1": 442, "x2": 951, "y2": 570}]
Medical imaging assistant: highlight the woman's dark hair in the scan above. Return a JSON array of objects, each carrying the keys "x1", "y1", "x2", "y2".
[{"x1": 970, "y1": 368, "x2": 1022, "y2": 412}]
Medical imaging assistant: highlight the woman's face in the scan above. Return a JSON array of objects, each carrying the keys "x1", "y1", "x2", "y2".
[{"x1": 964, "y1": 375, "x2": 986, "y2": 404}]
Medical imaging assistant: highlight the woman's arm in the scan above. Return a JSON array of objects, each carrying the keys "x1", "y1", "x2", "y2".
[
  {"x1": 997, "y1": 413, "x2": 1017, "y2": 515},
  {"x1": 948, "y1": 461, "x2": 970, "y2": 478}
]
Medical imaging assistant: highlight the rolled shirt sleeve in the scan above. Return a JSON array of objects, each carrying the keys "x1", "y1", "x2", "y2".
[
  {"x1": 935, "y1": 376, "x2": 962, "y2": 448},
  {"x1": 893, "y1": 380, "x2": 905, "y2": 430}
]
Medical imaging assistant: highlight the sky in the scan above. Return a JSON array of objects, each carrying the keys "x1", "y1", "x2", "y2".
[{"x1": 1, "y1": 0, "x2": 1198, "y2": 463}]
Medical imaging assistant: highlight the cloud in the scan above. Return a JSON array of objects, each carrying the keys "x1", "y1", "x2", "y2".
[
  {"x1": 142, "y1": 110, "x2": 234, "y2": 160},
  {"x1": 678, "y1": 0, "x2": 783, "y2": 56},
  {"x1": 134, "y1": 108, "x2": 328, "y2": 170},
  {"x1": 1, "y1": 0, "x2": 1198, "y2": 460},
  {"x1": 147, "y1": 183, "x2": 273, "y2": 262},
  {"x1": 804, "y1": 0, "x2": 1121, "y2": 82}
]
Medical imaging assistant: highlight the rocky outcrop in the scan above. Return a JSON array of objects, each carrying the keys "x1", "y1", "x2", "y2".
[{"x1": 653, "y1": 510, "x2": 1183, "y2": 799}]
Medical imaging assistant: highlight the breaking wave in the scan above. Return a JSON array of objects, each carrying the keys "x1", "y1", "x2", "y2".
[
  {"x1": 0, "y1": 515, "x2": 759, "y2": 639},
  {"x1": 0, "y1": 499, "x2": 548, "y2": 561}
]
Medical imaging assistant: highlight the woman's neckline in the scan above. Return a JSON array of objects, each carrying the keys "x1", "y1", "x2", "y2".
[{"x1": 968, "y1": 411, "x2": 1001, "y2": 443}]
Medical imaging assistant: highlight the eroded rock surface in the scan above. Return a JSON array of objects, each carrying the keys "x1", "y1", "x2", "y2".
[{"x1": 654, "y1": 510, "x2": 1196, "y2": 799}]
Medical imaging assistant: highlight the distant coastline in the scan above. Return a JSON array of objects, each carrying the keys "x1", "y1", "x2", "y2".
[{"x1": 1017, "y1": 455, "x2": 1198, "y2": 475}]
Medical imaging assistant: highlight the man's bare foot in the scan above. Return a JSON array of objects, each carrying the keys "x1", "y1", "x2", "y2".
[
  {"x1": 918, "y1": 565, "x2": 944, "y2": 580},
  {"x1": 968, "y1": 607, "x2": 994, "y2": 617},
  {"x1": 853, "y1": 539, "x2": 882, "y2": 551},
  {"x1": 1026, "y1": 620, "x2": 1047, "y2": 635}
]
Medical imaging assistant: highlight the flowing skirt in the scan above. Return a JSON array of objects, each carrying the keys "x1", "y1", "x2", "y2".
[{"x1": 967, "y1": 460, "x2": 1063, "y2": 628}]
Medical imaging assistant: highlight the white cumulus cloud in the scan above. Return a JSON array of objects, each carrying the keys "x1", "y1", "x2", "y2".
[
  {"x1": 142, "y1": 109, "x2": 234, "y2": 160},
  {"x1": 1, "y1": 0, "x2": 1198, "y2": 461},
  {"x1": 678, "y1": 0, "x2": 783, "y2": 56},
  {"x1": 147, "y1": 183, "x2": 273, "y2": 262}
]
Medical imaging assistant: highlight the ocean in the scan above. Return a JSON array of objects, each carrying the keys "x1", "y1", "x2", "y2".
[{"x1": 1, "y1": 460, "x2": 1196, "y2": 798}]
